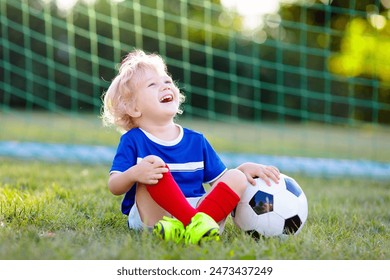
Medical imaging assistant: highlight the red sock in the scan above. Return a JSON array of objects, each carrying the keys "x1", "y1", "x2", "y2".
[
  {"x1": 146, "y1": 168, "x2": 197, "y2": 226},
  {"x1": 196, "y1": 182, "x2": 240, "y2": 223}
]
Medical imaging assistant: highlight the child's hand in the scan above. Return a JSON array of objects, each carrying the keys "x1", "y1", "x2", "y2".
[
  {"x1": 136, "y1": 155, "x2": 169, "y2": 185},
  {"x1": 237, "y1": 162, "x2": 280, "y2": 187}
]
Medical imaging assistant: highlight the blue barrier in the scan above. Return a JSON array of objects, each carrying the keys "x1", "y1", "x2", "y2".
[{"x1": 1, "y1": 141, "x2": 389, "y2": 180}]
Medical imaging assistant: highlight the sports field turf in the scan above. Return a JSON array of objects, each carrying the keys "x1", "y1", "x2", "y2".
[{"x1": 0, "y1": 113, "x2": 389, "y2": 260}]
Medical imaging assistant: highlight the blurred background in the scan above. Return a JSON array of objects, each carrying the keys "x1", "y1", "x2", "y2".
[{"x1": 1, "y1": 0, "x2": 389, "y2": 179}]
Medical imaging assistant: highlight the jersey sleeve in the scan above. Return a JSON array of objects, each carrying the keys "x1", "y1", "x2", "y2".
[
  {"x1": 202, "y1": 136, "x2": 227, "y2": 183},
  {"x1": 110, "y1": 133, "x2": 137, "y2": 174}
]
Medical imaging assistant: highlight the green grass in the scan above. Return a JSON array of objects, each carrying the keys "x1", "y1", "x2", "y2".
[
  {"x1": 1, "y1": 111, "x2": 389, "y2": 259},
  {"x1": 1, "y1": 158, "x2": 389, "y2": 260}
]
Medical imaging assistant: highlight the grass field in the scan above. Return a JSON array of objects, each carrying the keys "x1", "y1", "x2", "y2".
[
  {"x1": 0, "y1": 158, "x2": 389, "y2": 260},
  {"x1": 0, "y1": 111, "x2": 389, "y2": 260}
]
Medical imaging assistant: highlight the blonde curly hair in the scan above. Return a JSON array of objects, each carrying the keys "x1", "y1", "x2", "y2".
[{"x1": 101, "y1": 49, "x2": 185, "y2": 132}]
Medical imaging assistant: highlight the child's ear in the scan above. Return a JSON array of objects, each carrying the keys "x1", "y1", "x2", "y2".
[
  {"x1": 126, "y1": 101, "x2": 142, "y2": 118},
  {"x1": 128, "y1": 106, "x2": 141, "y2": 118}
]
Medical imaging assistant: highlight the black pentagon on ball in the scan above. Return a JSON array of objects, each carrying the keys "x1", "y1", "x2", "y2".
[
  {"x1": 284, "y1": 177, "x2": 302, "y2": 197},
  {"x1": 245, "y1": 230, "x2": 262, "y2": 240},
  {"x1": 283, "y1": 215, "x2": 302, "y2": 234},
  {"x1": 249, "y1": 191, "x2": 274, "y2": 215}
]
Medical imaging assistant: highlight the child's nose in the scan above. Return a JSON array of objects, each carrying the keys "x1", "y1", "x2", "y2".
[{"x1": 161, "y1": 85, "x2": 171, "y2": 91}]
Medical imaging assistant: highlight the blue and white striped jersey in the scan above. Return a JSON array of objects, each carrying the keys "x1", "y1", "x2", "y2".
[{"x1": 110, "y1": 125, "x2": 227, "y2": 215}]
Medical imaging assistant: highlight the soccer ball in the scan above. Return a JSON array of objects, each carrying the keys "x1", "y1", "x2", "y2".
[{"x1": 232, "y1": 173, "x2": 308, "y2": 238}]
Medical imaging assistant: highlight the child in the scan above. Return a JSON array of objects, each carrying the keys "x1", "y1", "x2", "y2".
[{"x1": 101, "y1": 49, "x2": 280, "y2": 245}]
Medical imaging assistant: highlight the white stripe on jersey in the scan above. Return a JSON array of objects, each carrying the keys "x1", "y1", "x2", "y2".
[
  {"x1": 168, "y1": 162, "x2": 204, "y2": 172},
  {"x1": 136, "y1": 157, "x2": 204, "y2": 172}
]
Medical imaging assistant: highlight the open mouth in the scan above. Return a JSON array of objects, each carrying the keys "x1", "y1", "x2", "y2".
[{"x1": 159, "y1": 94, "x2": 174, "y2": 103}]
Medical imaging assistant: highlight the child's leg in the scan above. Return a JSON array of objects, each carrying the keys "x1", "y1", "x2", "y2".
[
  {"x1": 144, "y1": 168, "x2": 197, "y2": 226},
  {"x1": 196, "y1": 169, "x2": 247, "y2": 223},
  {"x1": 135, "y1": 184, "x2": 171, "y2": 227},
  {"x1": 139, "y1": 168, "x2": 247, "y2": 227}
]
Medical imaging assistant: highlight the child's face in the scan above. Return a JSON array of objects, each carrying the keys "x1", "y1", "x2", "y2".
[{"x1": 132, "y1": 67, "x2": 180, "y2": 123}]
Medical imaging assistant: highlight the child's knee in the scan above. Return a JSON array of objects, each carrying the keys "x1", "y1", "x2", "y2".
[{"x1": 220, "y1": 169, "x2": 248, "y2": 195}]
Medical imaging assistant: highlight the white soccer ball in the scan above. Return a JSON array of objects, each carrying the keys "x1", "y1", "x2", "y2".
[{"x1": 232, "y1": 173, "x2": 308, "y2": 238}]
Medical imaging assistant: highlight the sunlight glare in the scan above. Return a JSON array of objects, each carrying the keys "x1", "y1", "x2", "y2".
[
  {"x1": 369, "y1": 14, "x2": 387, "y2": 30},
  {"x1": 56, "y1": 0, "x2": 78, "y2": 13},
  {"x1": 221, "y1": 0, "x2": 281, "y2": 29},
  {"x1": 45, "y1": 0, "x2": 97, "y2": 15}
]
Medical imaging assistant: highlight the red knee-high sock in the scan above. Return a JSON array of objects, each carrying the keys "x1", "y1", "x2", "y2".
[
  {"x1": 146, "y1": 168, "x2": 197, "y2": 226},
  {"x1": 196, "y1": 182, "x2": 240, "y2": 223}
]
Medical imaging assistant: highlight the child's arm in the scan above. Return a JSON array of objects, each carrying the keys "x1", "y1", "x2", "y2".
[
  {"x1": 108, "y1": 155, "x2": 168, "y2": 195},
  {"x1": 236, "y1": 162, "x2": 280, "y2": 187}
]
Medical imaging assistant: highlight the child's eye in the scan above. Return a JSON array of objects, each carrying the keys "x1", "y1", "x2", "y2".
[{"x1": 148, "y1": 83, "x2": 156, "y2": 87}]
